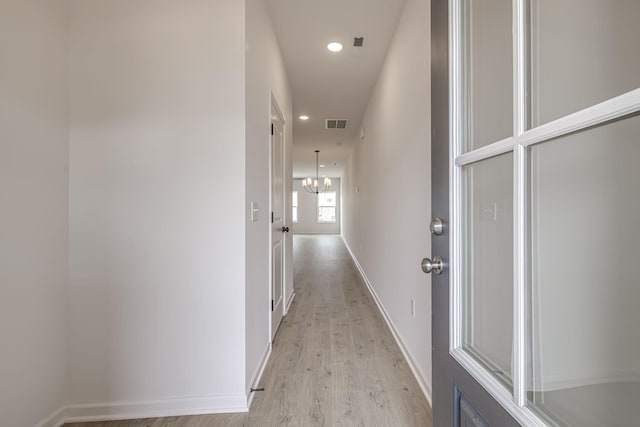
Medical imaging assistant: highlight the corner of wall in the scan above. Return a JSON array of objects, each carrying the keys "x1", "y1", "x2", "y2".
[{"x1": 244, "y1": 0, "x2": 293, "y2": 395}]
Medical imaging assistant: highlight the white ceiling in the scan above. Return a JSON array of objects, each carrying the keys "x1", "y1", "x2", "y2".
[{"x1": 266, "y1": 0, "x2": 407, "y2": 178}]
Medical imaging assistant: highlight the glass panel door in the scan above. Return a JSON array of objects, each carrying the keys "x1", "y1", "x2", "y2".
[
  {"x1": 449, "y1": 0, "x2": 640, "y2": 424},
  {"x1": 528, "y1": 114, "x2": 640, "y2": 426}
]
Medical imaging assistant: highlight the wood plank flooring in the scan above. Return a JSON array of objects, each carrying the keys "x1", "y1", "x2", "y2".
[{"x1": 65, "y1": 235, "x2": 432, "y2": 427}]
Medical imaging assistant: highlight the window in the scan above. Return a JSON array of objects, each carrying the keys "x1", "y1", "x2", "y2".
[
  {"x1": 317, "y1": 191, "x2": 336, "y2": 223},
  {"x1": 292, "y1": 191, "x2": 298, "y2": 223}
]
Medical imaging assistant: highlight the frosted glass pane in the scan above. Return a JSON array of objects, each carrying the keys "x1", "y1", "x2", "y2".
[
  {"x1": 462, "y1": 152, "x2": 514, "y2": 388},
  {"x1": 463, "y1": 0, "x2": 513, "y2": 151},
  {"x1": 528, "y1": 115, "x2": 640, "y2": 426},
  {"x1": 530, "y1": 0, "x2": 640, "y2": 127}
]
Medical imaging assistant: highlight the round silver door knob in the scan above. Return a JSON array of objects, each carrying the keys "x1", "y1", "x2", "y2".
[{"x1": 421, "y1": 256, "x2": 444, "y2": 275}]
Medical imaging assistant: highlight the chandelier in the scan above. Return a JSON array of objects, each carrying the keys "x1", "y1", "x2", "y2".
[{"x1": 302, "y1": 150, "x2": 332, "y2": 194}]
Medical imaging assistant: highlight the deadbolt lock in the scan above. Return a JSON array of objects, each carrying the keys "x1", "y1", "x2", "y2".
[{"x1": 430, "y1": 218, "x2": 444, "y2": 235}]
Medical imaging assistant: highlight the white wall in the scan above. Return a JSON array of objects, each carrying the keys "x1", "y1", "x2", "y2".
[
  {"x1": 245, "y1": 0, "x2": 293, "y2": 393},
  {"x1": 0, "y1": 1, "x2": 69, "y2": 426},
  {"x1": 293, "y1": 179, "x2": 341, "y2": 235},
  {"x1": 68, "y1": 0, "x2": 247, "y2": 415},
  {"x1": 342, "y1": 0, "x2": 432, "y2": 401},
  {"x1": 0, "y1": 0, "x2": 294, "y2": 422}
]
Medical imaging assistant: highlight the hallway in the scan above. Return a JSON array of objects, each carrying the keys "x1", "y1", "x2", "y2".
[{"x1": 65, "y1": 235, "x2": 432, "y2": 426}]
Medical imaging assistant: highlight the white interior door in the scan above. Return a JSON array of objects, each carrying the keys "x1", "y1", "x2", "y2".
[{"x1": 271, "y1": 103, "x2": 285, "y2": 340}]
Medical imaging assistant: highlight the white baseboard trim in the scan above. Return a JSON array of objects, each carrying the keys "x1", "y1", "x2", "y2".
[
  {"x1": 44, "y1": 394, "x2": 247, "y2": 425},
  {"x1": 36, "y1": 406, "x2": 66, "y2": 427},
  {"x1": 247, "y1": 343, "x2": 272, "y2": 409},
  {"x1": 342, "y1": 237, "x2": 433, "y2": 406},
  {"x1": 285, "y1": 291, "x2": 295, "y2": 314}
]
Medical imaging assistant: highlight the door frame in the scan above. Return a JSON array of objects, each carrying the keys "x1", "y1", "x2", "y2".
[
  {"x1": 269, "y1": 93, "x2": 287, "y2": 342},
  {"x1": 434, "y1": 0, "x2": 640, "y2": 425}
]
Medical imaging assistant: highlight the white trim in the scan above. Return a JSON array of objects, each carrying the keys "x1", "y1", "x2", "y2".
[
  {"x1": 270, "y1": 90, "x2": 286, "y2": 126},
  {"x1": 452, "y1": 349, "x2": 547, "y2": 427},
  {"x1": 513, "y1": 144, "x2": 527, "y2": 407},
  {"x1": 513, "y1": 0, "x2": 527, "y2": 139},
  {"x1": 512, "y1": 0, "x2": 528, "y2": 407},
  {"x1": 43, "y1": 395, "x2": 247, "y2": 425},
  {"x1": 519, "y1": 88, "x2": 640, "y2": 148},
  {"x1": 268, "y1": 94, "x2": 275, "y2": 344},
  {"x1": 64, "y1": 396, "x2": 248, "y2": 422},
  {"x1": 529, "y1": 0, "x2": 540, "y2": 127},
  {"x1": 284, "y1": 290, "x2": 295, "y2": 315},
  {"x1": 342, "y1": 237, "x2": 433, "y2": 406},
  {"x1": 449, "y1": 0, "x2": 463, "y2": 353},
  {"x1": 456, "y1": 89, "x2": 640, "y2": 167},
  {"x1": 455, "y1": 136, "x2": 515, "y2": 166},
  {"x1": 269, "y1": 92, "x2": 286, "y2": 342},
  {"x1": 35, "y1": 406, "x2": 66, "y2": 427},
  {"x1": 38, "y1": 339, "x2": 272, "y2": 425},
  {"x1": 529, "y1": 148, "x2": 543, "y2": 396},
  {"x1": 247, "y1": 344, "x2": 272, "y2": 409}
]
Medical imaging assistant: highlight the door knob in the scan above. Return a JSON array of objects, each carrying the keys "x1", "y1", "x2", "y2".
[
  {"x1": 281, "y1": 226, "x2": 290, "y2": 233},
  {"x1": 421, "y1": 256, "x2": 444, "y2": 275}
]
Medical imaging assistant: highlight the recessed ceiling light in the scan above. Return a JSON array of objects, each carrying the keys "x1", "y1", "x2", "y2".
[
  {"x1": 299, "y1": 115, "x2": 309, "y2": 120},
  {"x1": 319, "y1": 164, "x2": 326, "y2": 168},
  {"x1": 327, "y1": 42, "x2": 343, "y2": 52}
]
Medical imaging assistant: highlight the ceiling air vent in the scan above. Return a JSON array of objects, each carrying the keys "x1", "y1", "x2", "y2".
[
  {"x1": 326, "y1": 119, "x2": 349, "y2": 129},
  {"x1": 353, "y1": 37, "x2": 364, "y2": 47}
]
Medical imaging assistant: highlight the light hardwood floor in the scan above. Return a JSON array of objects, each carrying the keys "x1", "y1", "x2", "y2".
[{"x1": 65, "y1": 235, "x2": 432, "y2": 427}]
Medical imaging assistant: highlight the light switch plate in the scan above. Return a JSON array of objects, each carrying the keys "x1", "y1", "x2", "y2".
[{"x1": 251, "y1": 202, "x2": 259, "y2": 222}]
